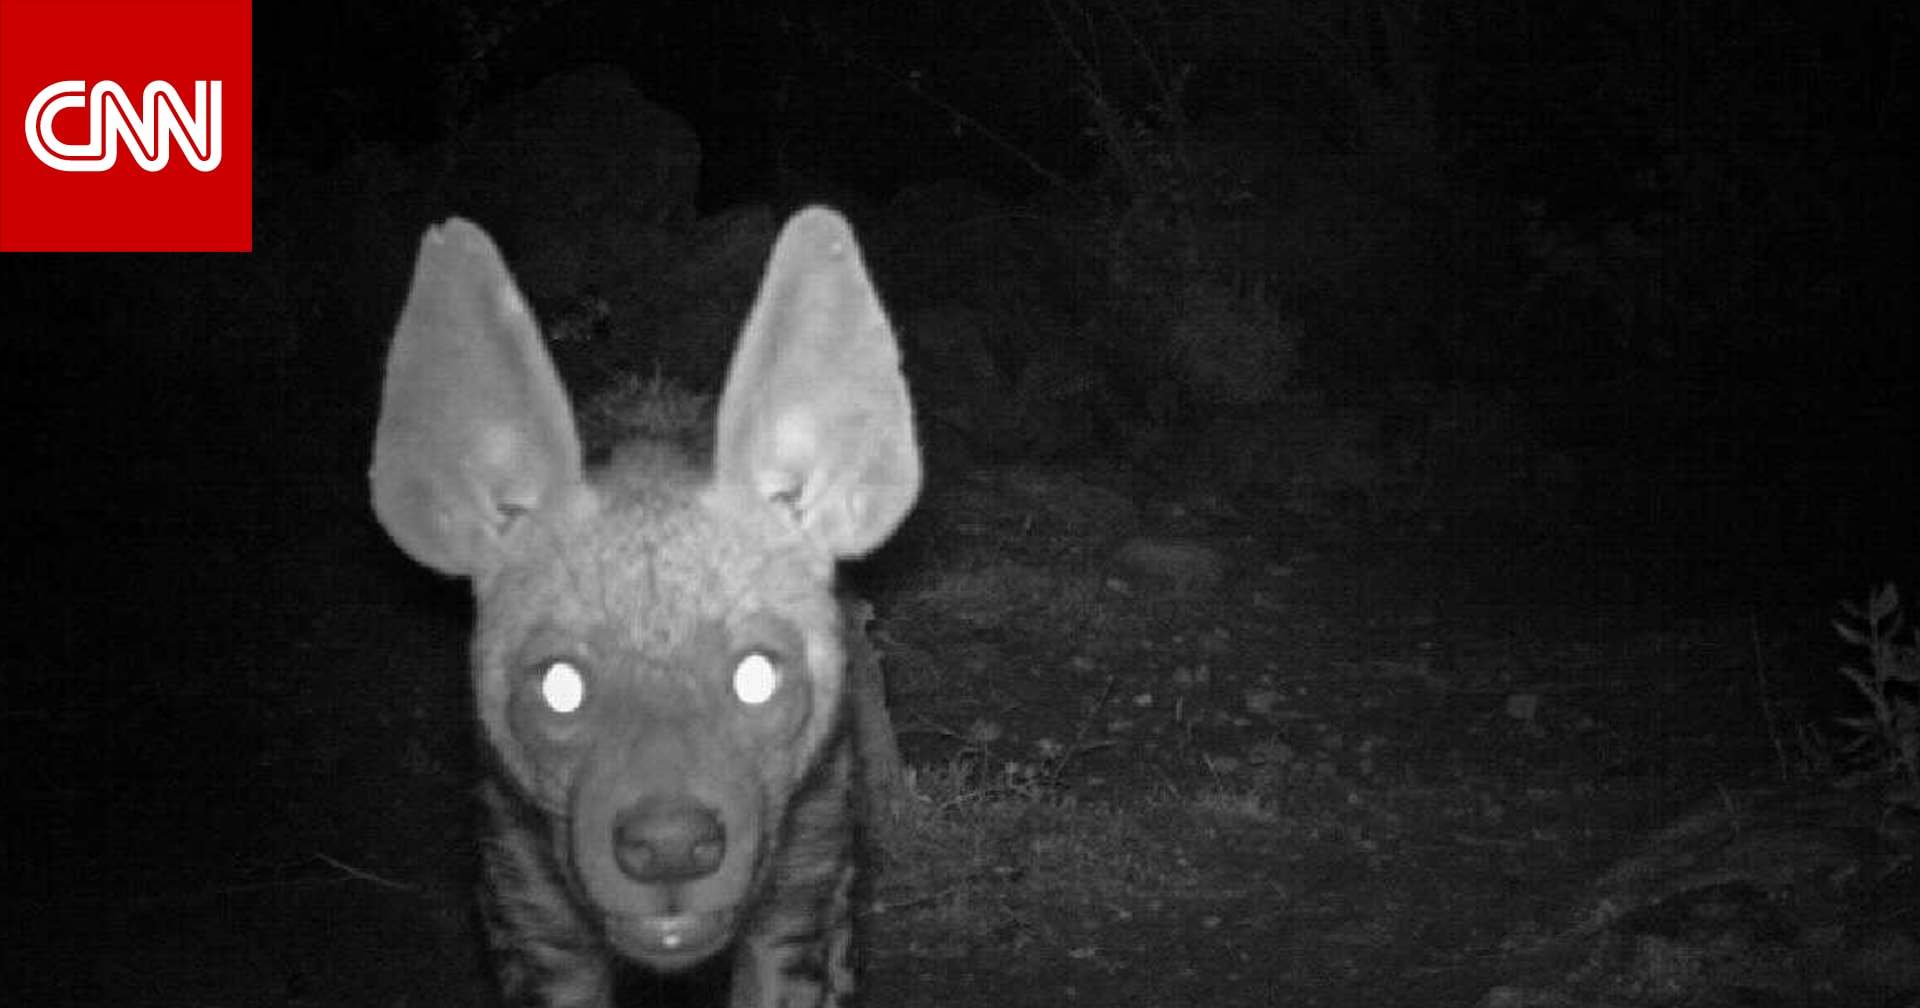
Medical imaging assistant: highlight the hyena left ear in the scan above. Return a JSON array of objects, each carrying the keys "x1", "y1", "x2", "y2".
[
  {"x1": 370, "y1": 218, "x2": 583, "y2": 578},
  {"x1": 714, "y1": 207, "x2": 921, "y2": 559}
]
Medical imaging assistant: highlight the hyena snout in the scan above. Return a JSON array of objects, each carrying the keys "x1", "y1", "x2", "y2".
[{"x1": 613, "y1": 795, "x2": 727, "y2": 884}]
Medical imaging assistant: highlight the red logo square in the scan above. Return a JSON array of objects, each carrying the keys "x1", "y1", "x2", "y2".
[{"x1": 0, "y1": 0, "x2": 251, "y2": 251}]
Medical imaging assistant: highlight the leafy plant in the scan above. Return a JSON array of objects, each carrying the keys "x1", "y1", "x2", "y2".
[{"x1": 1831, "y1": 583, "x2": 1920, "y2": 798}]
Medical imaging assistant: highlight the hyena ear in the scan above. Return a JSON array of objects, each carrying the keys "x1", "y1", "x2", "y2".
[
  {"x1": 714, "y1": 207, "x2": 921, "y2": 559},
  {"x1": 370, "y1": 218, "x2": 583, "y2": 578}
]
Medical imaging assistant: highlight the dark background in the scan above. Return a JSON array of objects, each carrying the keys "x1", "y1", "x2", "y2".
[
  {"x1": 4, "y1": 0, "x2": 1914, "y2": 1004},
  {"x1": 16, "y1": 0, "x2": 1914, "y2": 572}
]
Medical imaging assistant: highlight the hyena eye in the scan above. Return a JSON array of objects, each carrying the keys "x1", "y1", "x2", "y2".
[
  {"x1": 732, "y1": 653, "x2": 780, "y2": 706},
  {"x1": 538, "y1": 659, "x2": 586, "y2": 714}
]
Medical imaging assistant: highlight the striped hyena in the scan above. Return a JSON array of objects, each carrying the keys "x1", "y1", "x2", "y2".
[{"x1": 370, "y1": 208, "x2": 920, "y2": 1007}]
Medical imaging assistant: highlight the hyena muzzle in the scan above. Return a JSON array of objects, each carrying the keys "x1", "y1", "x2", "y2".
[{"x1": 370, "y1": 207, "x2": 920, "y2": 1007}]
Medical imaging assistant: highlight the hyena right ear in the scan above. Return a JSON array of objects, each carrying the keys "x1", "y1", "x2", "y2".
[
  {"x1": 714, "y1": 207, "x2": 921, "y2": 559},
  {"x1": 370, "y1": 219, "x2": 583, "y2": 578}
]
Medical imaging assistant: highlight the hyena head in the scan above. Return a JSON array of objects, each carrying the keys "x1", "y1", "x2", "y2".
[{"x1": 369, "y1": 208, "x2": 919, "y2": 993}]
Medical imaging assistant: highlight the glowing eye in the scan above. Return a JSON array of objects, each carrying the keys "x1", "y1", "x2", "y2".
[
  {"x1": 540, "y1": 660, "x2": 585, "y2": 714},
  {"x1": 733, "y1": 653, "x2": 779, "y2": 706}
]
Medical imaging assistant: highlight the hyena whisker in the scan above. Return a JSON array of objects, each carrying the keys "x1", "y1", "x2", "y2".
[{"x1": 372, "y1": 207, "x2": 919, "y2": 1008}]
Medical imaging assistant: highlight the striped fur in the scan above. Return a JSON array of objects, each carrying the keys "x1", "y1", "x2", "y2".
[{"x1": 371, "y1": 208, "x2": 918, "y2": 1007}]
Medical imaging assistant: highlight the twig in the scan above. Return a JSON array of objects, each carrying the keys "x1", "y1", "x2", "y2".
[
  {"x1": 311, "y1": 850, "x2": 418, "y2": 894},
  {"x1": 1750, "y1": 613, "x2": 1790, "y2": 783},
  {"x1": 124, "y1": 851, "x2": 418, "y2": 909},
  {"x1": 788, "y1": 17, "x2": 1069, "y2": 191}
]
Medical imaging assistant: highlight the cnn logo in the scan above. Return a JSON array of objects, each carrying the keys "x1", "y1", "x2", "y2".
[
  {"x1": 1, "y1": 0, "x2": 249, "y2": 251},
  {"x1": 25, "y1": 79, "x2": 221, "y2": 172}
]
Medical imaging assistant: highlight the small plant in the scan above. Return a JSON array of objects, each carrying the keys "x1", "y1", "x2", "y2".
[{"x1": 1831, "y1": 583, "x2": 1919, "y2": 798}]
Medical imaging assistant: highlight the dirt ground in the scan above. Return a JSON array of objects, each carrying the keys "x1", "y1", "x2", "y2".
[{"x1": 11, "y1": 416, "x2": 1915, "y2": 1007}]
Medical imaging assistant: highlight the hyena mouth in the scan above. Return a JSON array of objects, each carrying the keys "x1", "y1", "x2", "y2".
[
  {"x1": 605, "y1": 905, "x2": 738, "y2": 966},
  {"x1": 585, "y1": 790, "x2": 755, "y2": 967}
]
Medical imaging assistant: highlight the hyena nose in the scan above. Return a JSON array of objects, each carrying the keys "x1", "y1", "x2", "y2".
[{"x1": 613, "y1": 796, "x2": 727, "y2": 884}]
